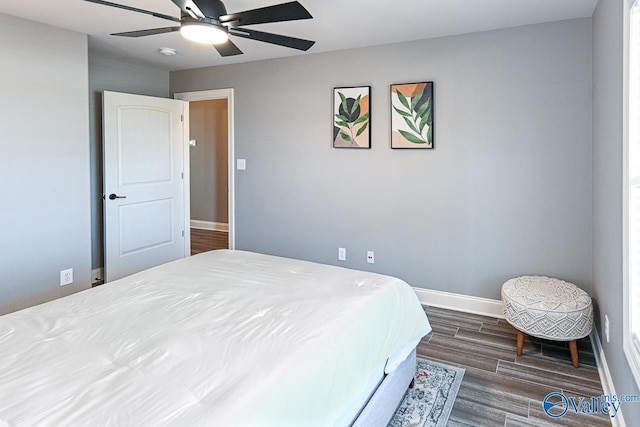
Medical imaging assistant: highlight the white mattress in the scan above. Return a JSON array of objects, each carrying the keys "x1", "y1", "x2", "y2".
[{"x1": 0, "y1": 250, "x2": 431, "y2": 426}]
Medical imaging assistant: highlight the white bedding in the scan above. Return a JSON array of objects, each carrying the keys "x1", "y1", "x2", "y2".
[{"x1": 0, "y1": 250, "x2": 431, "y2": 426}]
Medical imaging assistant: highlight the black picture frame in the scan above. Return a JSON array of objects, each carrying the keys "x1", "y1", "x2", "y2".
[
  {"x1": 333, "y1": 86, "x2": 371, "y2": 148},
  {"x1": 390, "y1": 82, "x2": 434, "y2": 149}
]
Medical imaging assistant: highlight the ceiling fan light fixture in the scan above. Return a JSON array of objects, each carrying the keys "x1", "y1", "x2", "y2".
[{"x1": 180, "y1": 21, "x2": 228, "y2": 45}]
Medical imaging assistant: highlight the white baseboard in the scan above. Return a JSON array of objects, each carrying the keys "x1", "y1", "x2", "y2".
[
  {"x1": 591, "y1": 329, "x2": 627, "y2": 427},
  {"x1": 190, "y1": 220, "x2": 229, "y2": 232},
  {"x1": 412, "y1": 287, "x2": 504, "y2": 318}
]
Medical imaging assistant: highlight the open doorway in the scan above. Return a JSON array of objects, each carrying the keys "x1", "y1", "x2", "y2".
[
  {"x1": 174, "y1": 89, "x2": 235, "y2": 253},
  {"x1": 189, "y1": 99, "x2": 228, "y2": 254}
]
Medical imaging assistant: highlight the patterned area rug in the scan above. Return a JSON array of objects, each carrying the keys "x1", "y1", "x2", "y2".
[{"x1": 389, "y1": 358, "x2": 465, "y2": 427}]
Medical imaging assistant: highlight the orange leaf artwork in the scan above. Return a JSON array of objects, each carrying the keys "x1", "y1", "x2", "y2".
[{"x1": 390, "y1": 82, "x2": 434, "y2": 149}]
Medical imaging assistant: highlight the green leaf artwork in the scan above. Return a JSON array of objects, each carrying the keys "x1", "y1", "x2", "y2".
[
  {"x1": 391, "y1": 83, "x2": 433, "y2": 148},
  {"x1": 334, "y1": 87, "x2": 370, "y2": 148}
]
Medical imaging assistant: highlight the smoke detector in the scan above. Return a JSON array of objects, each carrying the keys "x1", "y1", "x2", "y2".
[{"x1": 159, "y1": 47, "x2": 177, "y2": 56}]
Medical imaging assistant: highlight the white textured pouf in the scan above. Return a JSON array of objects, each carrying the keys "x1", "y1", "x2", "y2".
[{"x1": 501, "y1": 276, "x2": 593, "y2": 368}]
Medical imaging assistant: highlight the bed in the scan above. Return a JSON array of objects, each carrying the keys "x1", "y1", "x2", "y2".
[{"x1": 0, "y1": 250, "x2": 431, "y2": 426}]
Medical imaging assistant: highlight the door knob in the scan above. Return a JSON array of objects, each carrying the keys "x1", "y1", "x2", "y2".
[{"x1": 108, "y1": 194, "x2": 126, "y2": 200}]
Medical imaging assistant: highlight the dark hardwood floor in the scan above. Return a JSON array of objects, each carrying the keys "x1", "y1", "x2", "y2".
[
  {"x1": 191, "y1": 228, "x2": 228, "y2": 255},
  {"x1": 418, "y1": 306, "x2": 611, "y2": 426}
]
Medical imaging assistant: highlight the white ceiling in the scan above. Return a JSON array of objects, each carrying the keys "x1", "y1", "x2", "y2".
[{"x1": 0, "y1": 0, "x2": 598, "y2": 71}]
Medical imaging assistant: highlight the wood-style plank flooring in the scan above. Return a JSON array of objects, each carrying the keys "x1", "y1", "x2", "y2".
[
  {"x1": 418, "y1": 306, "x2": 611, "y2": 426},
  {"x1": 191, "y1": 228, "x2": 228, "y2": 255}
]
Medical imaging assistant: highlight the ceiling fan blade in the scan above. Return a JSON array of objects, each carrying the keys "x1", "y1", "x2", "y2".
[
  {"x1": 191, "y1": 0, "x2": 228, "y2": 19},
  {"x1": 112, "y1": 27, "x2": 181, "y2": 38},
  {"x1": 229, "y1": 28, "x2": 314, "y2": 51},
  {"x1": 214, "y1": 39, "x2": 243, "y2": 57},
  {"x1": 220, "y1": 1, "x2": 312, "y2": 26},
  {"x1": 82, "y1": 0, "x2": 180, "y2": 23},
  {"x1": 169, "y1": 0, "x2": 206, "y2": 19}
]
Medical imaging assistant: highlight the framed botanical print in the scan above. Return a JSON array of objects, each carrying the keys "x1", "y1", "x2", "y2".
[
  {"x1": 333, "y1": 86, "x2": 371, "y2": 148},
  {"x1": 390, "y1": 82, "x2": 434, "y2": 149}
]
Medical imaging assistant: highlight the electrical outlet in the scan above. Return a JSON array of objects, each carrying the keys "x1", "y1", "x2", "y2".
[
  {"x1": 367, "y1": 251, "x2": 374, "y2": 264},
  {"x1": 338, "y1": 247, "x2": 346, "y2": 261},
  {"x1": 60, "y1": 268, "x2": 73, "y2": 286},
  {"x1": 605, "y1": 315, "x2": 610, "y2": 343}
]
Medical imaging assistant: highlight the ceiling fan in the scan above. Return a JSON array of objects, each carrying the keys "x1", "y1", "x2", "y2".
[{"x1": 82, "y1": 0, "x2": 315, "y2": 57}]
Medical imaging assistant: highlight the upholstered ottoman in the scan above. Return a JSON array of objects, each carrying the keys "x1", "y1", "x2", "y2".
[{"x1": 501, "y1": 276, "x2": 593, "y2": 368}]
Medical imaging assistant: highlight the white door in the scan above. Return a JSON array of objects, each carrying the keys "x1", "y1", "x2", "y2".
[{"x1": 103, "y1": 91, "x2": 187, "y2": 282}]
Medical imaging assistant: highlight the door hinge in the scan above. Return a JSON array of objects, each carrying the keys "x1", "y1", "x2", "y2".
[
  {"x1": 181, "y1": 114, "x2": 184, "y2": 122},
  {"x1": 182, "y1": 230, "x2": 185, "y2": 237}
]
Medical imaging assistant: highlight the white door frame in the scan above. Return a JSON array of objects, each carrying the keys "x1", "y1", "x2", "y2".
[{"x1": 174, "y1": 88, "x2": 235, "y2": 250}]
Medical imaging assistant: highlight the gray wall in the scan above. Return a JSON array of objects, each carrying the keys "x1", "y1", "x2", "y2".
[
  {"x1": 88, "y1": 51, "x2": 170, "y2": 271},
  {"x1": 189, "y1": 99, "x2": 229, "y2": 224},
  {"x1": 0, "y1": 14, "x2": 91, "y2": 314},
  {"x1": 592, "y1": 0, "x2": 640, "y2": 416},
  {"x1": 171, "y1": 18, "x2": 593, "y2": 299}
]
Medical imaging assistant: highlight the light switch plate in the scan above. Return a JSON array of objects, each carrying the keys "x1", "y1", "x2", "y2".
[{"x1": 237, "y1": 159, "x2": 246, "y2": 170}]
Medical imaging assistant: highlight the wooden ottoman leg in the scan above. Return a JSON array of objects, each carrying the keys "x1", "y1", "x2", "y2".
[
  {"x1": 569, "y1": 340, "x2": 579, "y2": 368},
  {"x1": 516, "y1": 330, "x2": 525, "y2": 356}
]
